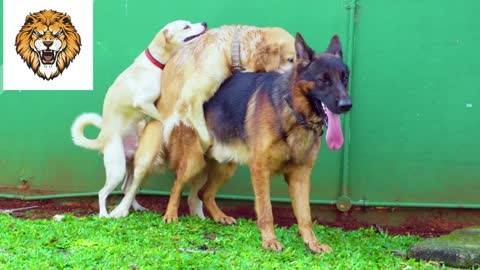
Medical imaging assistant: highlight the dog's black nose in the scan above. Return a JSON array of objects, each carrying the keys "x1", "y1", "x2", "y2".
[
  {"x1": 337, "y1": 97, "x2": 352, "y2": 112},
  {"x1": 43, "y1": 41, "x2": 53, "y2": 48},
  {"x1": 201, "y1": 22, "x2": 207, "y2": 28}
]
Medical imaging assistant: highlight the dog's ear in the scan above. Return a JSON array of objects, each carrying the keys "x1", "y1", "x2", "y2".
[
  {"x1": 326, "y1": 35, "x2": 343, "y2": 59},
  {"x1": 295, "y1": 32, "x2": 314, "y2": 67},
  {"x1": 254, "y1": 43, "x2": 280, "y2": 72},
  {"x1": 162, "y1": 28, "x2": 171, "y2": 43},
  {"x1": 154, "y1": 29, "x2": 168, "y2": 48}
]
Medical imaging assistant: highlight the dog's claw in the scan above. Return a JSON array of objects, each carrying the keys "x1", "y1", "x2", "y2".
[
  {"x1": 305, "y1": 241, "x2": 333, "y2": 254},
  {"x1": 162, "y1": 214, "x2": 179, "y2": 223},
  {"x1": 262, "y1": 239, "x2": 284, "y2": 252},
  {"x1": 217, "y1": 215, "x2": 237, "y2": 225},
  {"x1": 211, "y1": 211, "x2": 236, "y2": 225}
]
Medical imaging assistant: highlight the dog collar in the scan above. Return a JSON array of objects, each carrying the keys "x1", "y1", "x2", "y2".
[
  {"x1": 231, "y1": 30, "x2": 245, "y2": 72},
  {"x1": 145, "y1": 48, "x2": 165, "y2": 69},
  {"x1": 284, "y1": 95, "x2": 324, "y2": 135}
]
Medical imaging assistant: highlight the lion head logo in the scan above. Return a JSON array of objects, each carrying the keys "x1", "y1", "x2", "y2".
[{"x1": 15, "y1": 10, "x2": 81, "y2": 80}]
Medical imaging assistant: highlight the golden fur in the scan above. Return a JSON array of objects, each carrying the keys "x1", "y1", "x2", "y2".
[
  {"x1": 158, "y1": 25, "x2": 296, "y2": 150},
  {"x1": 15, "y1": 9, "x2": 81, "y2": 80}
]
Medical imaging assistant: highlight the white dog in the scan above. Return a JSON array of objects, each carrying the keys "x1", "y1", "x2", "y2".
[{"x1": 71, "y1": 20, "x2": 208, "y2": 218}]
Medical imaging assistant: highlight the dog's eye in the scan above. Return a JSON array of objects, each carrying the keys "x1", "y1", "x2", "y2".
[
  {"x1": 32, "y1": 29, "x2": 41, "y2": 36},
  {"x1": 287, "y1": 57, "x2": 294, "y2": 63},
  {"x1": 183, "y1": 25, "x2": 191, "y2": 30},
  {"x1": 318, "y1": 74, "x2": 331, "y2": 85}
]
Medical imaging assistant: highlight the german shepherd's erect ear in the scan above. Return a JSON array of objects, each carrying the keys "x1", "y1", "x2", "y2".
[
  {"x1": 325, "y1": 35, "x2": 343, "y2": 59},
  {"x1": 295, "y1": 32, "x2": 314, "y2": 68}
]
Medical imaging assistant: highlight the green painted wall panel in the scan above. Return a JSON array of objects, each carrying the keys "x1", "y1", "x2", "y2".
[{"x1": 348, "y1": 0, "x2": 480, "y2": 205}]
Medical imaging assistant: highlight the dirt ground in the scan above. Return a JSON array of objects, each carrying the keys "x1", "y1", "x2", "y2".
[{"x1": 2, "y1": 195, "x2": 477, "y2": 238}]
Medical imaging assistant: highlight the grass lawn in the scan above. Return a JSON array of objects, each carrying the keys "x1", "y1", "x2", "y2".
[{"x1": 0, "y1": 212, "x2": 446, "y2": 269}]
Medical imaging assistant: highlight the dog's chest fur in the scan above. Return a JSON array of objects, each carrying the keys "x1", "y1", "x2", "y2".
[{"x1": 284, "y1": 125, "x2": 319, "y2": 163}]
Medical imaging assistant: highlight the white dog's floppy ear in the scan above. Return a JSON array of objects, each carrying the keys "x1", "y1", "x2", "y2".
[
  {"x1": 162, "y1": 28, "x2": 170, "y2": 43},
  {"x1": 295, "y1": 32, "x2": 314, "y2": 67},
  {"x1": 326, "y1": 35, "x2": 343, "y2": 59},
  {"x1": 154, "y1": 29, "x2": 168, "y2": 48}
]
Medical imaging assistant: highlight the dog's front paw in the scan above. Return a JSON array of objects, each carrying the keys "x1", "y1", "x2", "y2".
[
  {"x1": 213, "y1": 214, "x2": 237, "y2": 225},
  {"x1": 162, "y1": 213, "x2": 178, "y2": 223},
  {"x1": 262, "y1": 239, "x2": 284, "y2": 252},
  {"x1": 109, "y1": 207, "x2": 130, "y2": 219},
  {"x1": 305, "y1": 241, "x2": 332, "y2": 254}
]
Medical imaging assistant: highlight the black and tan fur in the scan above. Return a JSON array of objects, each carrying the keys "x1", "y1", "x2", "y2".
[{"x1": 200, "y1": 33, "x2": 352, "y2": 253}]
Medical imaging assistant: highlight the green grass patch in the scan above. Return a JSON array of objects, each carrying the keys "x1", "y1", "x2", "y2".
[{"x1": 0, "y1": 212, "x2": 445, "y2": 269}]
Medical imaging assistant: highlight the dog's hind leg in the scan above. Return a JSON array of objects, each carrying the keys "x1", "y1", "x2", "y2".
[
  {"x1": 188, "y1": 174, "x2": 206, "y2": 219},
  {"x1": 110, "y1": 121, "x2": 163, "y2": 219},
  {"x1": 122, "y1": 159, "x2": 148, "y2": 212},
  {"x1": 285, "y1": 165, "x2": 332, "y2": 254},
  {"x1": 163, "y1": 125, "x2": 206, "y2": 223},
  {"x1": 98, "y1": 135, "x2": 126, "y2": 218},
  {"x1": 202, "y1": 160, "x2": 238, "y2": 225}
]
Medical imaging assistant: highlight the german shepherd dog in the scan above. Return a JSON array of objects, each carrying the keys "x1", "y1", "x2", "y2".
[{"x1": 198, "y1": 33, "x2": 352, "y2": 253}]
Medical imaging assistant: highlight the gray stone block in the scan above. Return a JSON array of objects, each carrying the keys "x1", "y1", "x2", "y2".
[{"x1": 407, "y1": 226, "x2": 480, "y2": 269}]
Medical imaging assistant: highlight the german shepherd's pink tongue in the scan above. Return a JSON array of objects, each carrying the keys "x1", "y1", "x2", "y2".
[{"x1": 325, "y1": 108, "x2": 343, "y2": 150}]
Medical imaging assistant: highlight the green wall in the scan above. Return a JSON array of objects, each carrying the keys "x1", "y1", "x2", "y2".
[
  {"x1": 1, "y1": 0, "x2": 479, "y2": 209},
  {"x1": 348, "y1": 0, "x2": 480, "y2": 207}
]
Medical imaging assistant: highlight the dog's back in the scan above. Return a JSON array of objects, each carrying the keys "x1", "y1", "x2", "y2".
[
  {"x1": 203, "y1": 72, "x2": 288, "y2": 144},
  {"x1": 157, "y1": 25, "x2": 295, "y2": 150}
]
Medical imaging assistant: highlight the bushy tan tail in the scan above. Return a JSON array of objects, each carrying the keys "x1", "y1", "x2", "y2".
[{"x1": 71, "y1": 113, "x2": 103, "y2": 151}]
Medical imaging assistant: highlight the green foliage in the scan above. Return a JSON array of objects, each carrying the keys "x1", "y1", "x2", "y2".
[{"x1": 0, "y1": 213, "x2": 445, "y2": 269}]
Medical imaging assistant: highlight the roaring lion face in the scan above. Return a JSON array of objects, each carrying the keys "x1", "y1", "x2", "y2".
[{"x1": 15, "y1": 10, "x2": 81, "y2": 80}]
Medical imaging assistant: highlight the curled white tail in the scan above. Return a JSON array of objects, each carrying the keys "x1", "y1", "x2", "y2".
[{"x1": 71, "y1": 113, "x2": 103, "y2": 151}]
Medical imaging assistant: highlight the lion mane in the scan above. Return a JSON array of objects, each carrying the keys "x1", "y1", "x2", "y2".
[{"x1": 15, "y1": 9, "x2": 81, "y2": 80}]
